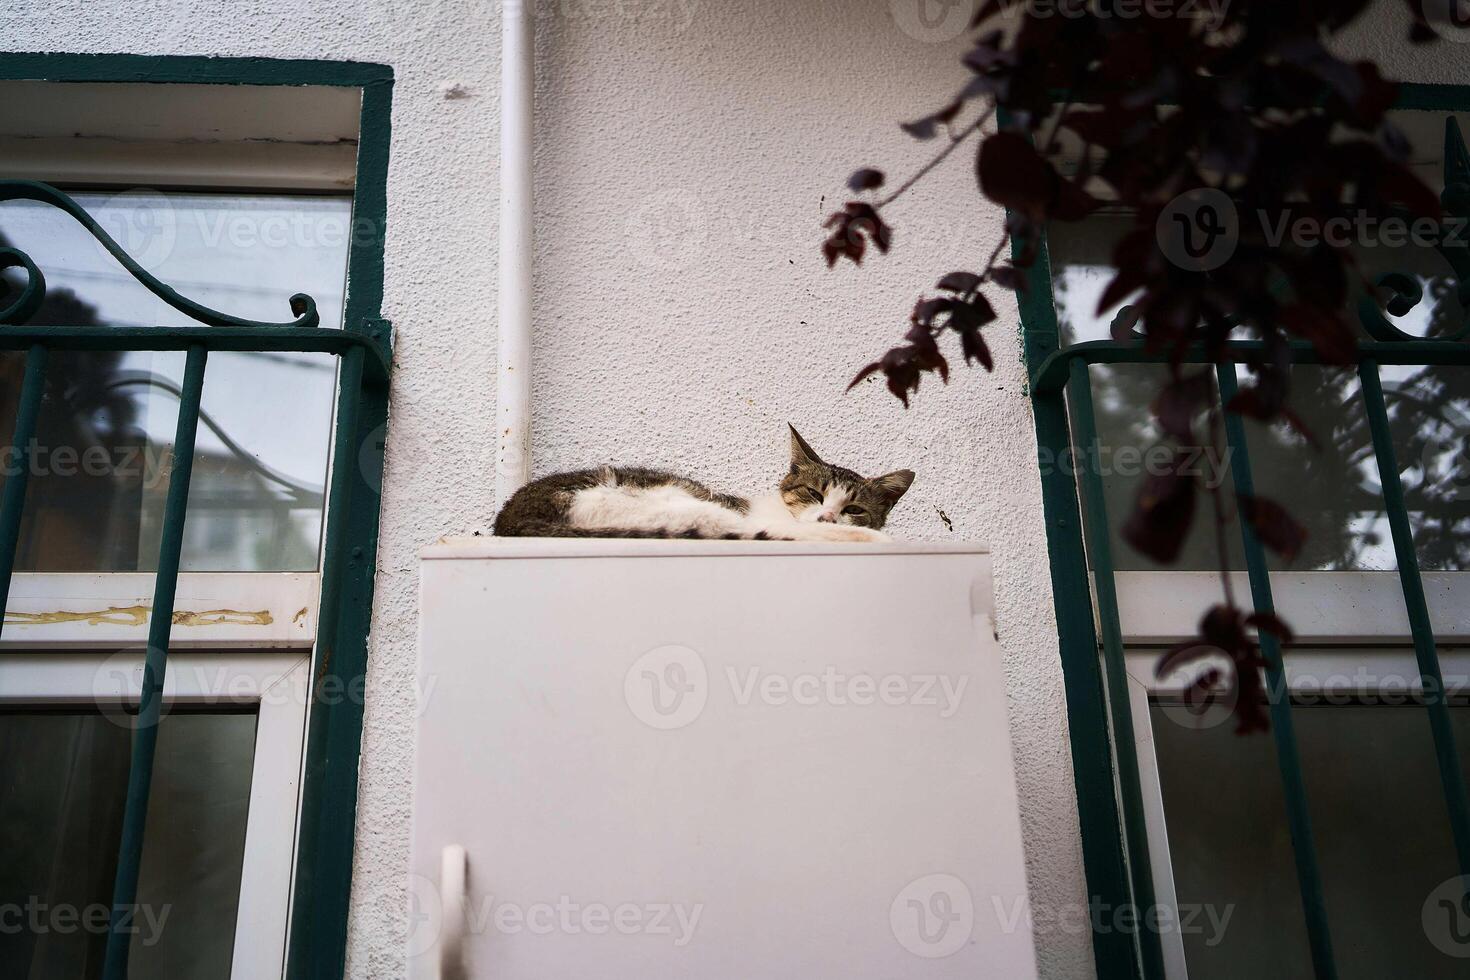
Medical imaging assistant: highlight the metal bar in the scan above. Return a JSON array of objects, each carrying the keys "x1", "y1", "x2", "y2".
[
  {"x1": 1358, "y1": 359, "x2": 1470, "y2": 878},
  {"x1": 2, "y1": 181, "x2": 320, "y2": 330},
  {"x1": 1031, "y1": 339, "x2": 1470, "y2": 395},
  {"x1": 1216, "y1": 362, "x2": 1339, "y2": 979},
  {"x1": 1033, "y1": 390, "x2": 1144, "y2": 980},
  {"x1": 0, "y1": 344, "x2": 48, "y2": 636},
  {"x1": 1067, "y1": 358, "x2": 1168, "y2": 980},
  {"x1": 287, "y1": 344, "x2": 380, "y2": 979},
  {"x1": 1000, "y1": 188, "x2": 1145, "y2": 980},
  {"x1": 0, "y1": 325, "x2": 389, "y2": 381},
  {"x1": 103, "y1": 344, "x2": 208, "y2": 978},
  {"x1": 288, "y1": 66, "x2": 396, "y2": 978}
]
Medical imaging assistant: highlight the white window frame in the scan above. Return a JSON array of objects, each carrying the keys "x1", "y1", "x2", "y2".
[
  {"x1": 0, "y1": 572, "x2": 321, "y2": 979},
  {"x1": 1117, "y1": 571, "x2": 1470, "y2": 978},
  {"x1": 1, "y1": 573, "x2": 320, "y2": 651},
  {"x1": 0, "y1": 637, "x2": 314, "y2": 977}
]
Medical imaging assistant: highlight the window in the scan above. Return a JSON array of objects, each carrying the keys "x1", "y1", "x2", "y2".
[
  {"x1": 1127, "y1": 607, "x2": 1470, "y2": 979},
  {"x1": 0, "y1": 57, "x2": 392, "y2": 979},
  {"x1": 1, "y1": 645, "x2": 309, "y2": 977},
  {"x1": 1023, "y1": 92, "x2": 1470, "y2": 979}
]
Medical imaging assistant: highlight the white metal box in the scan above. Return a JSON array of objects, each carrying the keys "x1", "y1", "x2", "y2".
[{"x1": 408, "y1": 539, "x2": 1037, "y2": 979}]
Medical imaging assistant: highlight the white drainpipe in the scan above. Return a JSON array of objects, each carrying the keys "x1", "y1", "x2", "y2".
[{"x1": 497, "y1": 0, "x2": 535, "y2": 506}]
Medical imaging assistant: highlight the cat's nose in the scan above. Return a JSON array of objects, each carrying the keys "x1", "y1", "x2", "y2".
[{"x1": 817, "y1": 512, "x2": 837, "y2": 523}]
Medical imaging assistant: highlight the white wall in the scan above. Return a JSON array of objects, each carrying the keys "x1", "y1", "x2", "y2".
[{"x1": 7, "y1": 2, "x2": 1466, "y2": 978}]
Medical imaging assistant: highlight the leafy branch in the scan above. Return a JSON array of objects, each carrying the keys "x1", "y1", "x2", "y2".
[{"x1": 822, "y1": 0, "x2": 1451, "y2": 732}]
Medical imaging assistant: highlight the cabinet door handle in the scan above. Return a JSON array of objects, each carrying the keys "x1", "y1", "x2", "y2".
[{"x1": 439, "y1": 845, "x2": 468, "y2": 980}]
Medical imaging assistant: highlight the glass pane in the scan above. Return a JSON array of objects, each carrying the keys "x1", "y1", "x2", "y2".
[
  {"x1": 0, "y1": 192, "x2": 350, "y2": 571},
  {"x1": 0, "y1": 708, "x2": 258, "y2": 979},
  {"x1": 1049, "y1": 109, "x2": 1470, "y2": 350},
  {"x1": 1050, "y1": 211, "x2": 1134, "y2": 347},
  {"x1": 1234, "y1": 366, "x2": 1395, "y2": 571},
  {"x1": 1075, "y1": 359, "x2": 1470, "y2": 573},
  {"x1": 1150, "y1": 699, "x2": 1470, "y2": 979},
  {"x1": 1074, "y1": 360, "x2": 1247, "y2": 572},
  {"x1": 1374, "y1": 361, "x2": 1470, "y2": 572},
  {"x1": 1050, "y1": 110, "x2": 1470, "y2": 573}
]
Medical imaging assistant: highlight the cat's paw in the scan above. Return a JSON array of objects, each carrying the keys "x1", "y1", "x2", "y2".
[
  {"x1": 834, "y1": 526, "x2": 891, "y2": 543},
  {"x1": 786, "y1": 524, "x2": 890, "y2": 543}
]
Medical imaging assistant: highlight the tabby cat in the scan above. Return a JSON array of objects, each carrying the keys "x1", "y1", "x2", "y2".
[{"x1": 493, "y1": 426, "x2": 914, "y2": 542}]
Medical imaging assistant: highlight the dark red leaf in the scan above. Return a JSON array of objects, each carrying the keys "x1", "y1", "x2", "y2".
[
  {"x1": 902, "y1": 323, "x2": 950, "y2": 384},
  {"x1": 821, "y1": 202, "x2": 894, "y2": 267},
  {"x1": 959, "y1": 327, "x2": 993, "y2": 370},
  {"x1": 1109, "y1": 305, "x2": 1142, "y2": 341},
  {"x1": 953, "y1": 293, "x2": 996, "y2": 330},
  {"x1": 901, "y1": 99, "x2": 963, "y2": 141},
  {"x1": 1122, "y1": 455, "x2": 1197, "y2": 564},
  {"x1": 1152, "y1": 371, "x2": 1214, "y2": 442},
  {"x1": 977, "y1": 133, "x2": 1057, "y2": 221},
  {"x1": 989, "y1": 265, "x2": 1026, "y2": 293},
  {"x1": 1157, "y1": 604, "x2": 1270, "y2": 734},
  {"x1": 849, "y1": 361, "x2": 882, "y2": 389},
  {"x1": 912, "y1": 296, "x2": 957, "y2": 327},
  {"x1": 1245, "y1": 611, "x2": 1296, "y2": 644},
  {"x1": 937, "y1": 271, "x2": 984, "y2": 294},
  {"x1": 1238, "y1": 495, "x2": 1308, "y2": 560}
]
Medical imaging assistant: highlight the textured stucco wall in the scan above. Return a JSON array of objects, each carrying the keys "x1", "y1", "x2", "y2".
[{"x1": 6, "y1": 1, "x2": 1466, "y2": 977}]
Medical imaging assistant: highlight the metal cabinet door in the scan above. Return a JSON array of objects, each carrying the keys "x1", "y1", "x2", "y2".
[{"x1": 408, "y1": 541, "x2": 1038, "y2": 979}]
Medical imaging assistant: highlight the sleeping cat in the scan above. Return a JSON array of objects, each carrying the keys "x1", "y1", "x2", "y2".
[{"x1": 493, "y1": 426, "x2": 914, "y2": 542}]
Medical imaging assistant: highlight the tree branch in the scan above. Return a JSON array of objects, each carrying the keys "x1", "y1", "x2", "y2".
[{"x1": 877, "y1": 103, "x2": 996, "y2": 211}]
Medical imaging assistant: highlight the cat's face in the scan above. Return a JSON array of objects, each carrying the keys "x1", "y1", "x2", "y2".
[{"x1": 779, "y1": 425, "x2": 915, "y2": 529}]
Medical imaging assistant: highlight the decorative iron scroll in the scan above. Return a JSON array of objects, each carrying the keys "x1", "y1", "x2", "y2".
[
  {"x1": 1358, "y1": 117, "x2": 1470, "y2": 344},
  {"x1": 0, "y1": 179, "x2": 320, "y2": 329}
]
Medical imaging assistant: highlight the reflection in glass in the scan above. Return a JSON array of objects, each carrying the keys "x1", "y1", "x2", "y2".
[
  {"x1": 1151, "y1": 698, "x2": 1470, "y2": 980},
  {"x1": 1051, "y1": 204, "x2": 1470, "y2": 571},
  {"x1": 0, "y1": 193, "x2": 350, "y2": 571},
  {"x1": 0, "y1": 709, "x2": 258, "y2": 979}
]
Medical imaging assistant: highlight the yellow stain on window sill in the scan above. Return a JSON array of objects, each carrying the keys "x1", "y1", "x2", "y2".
[{"x1": 6, "y1": 606, "x2": 275, "y2": 628}]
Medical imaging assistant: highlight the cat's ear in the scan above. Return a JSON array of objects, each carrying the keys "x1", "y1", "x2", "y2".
[
  {"x1": 789, "y1": 424, "x2": 824, "y2": 468},
  {"x1": 871, "y1": 470, "x2": 915, "y2": 504}
]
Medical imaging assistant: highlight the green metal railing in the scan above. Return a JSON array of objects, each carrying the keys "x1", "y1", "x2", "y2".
[
  {"x1": 1024, "y1": 115, "x2": 1470, "y2": 980},
  {"x1": 0, "y1": 179, "x2": 392, "y2": 978}
]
